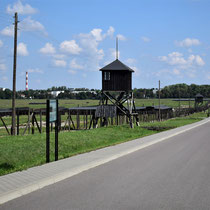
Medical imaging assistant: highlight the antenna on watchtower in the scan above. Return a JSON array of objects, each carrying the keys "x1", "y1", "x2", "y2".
[{"x1": 116, "y1": 36, "x2": 118, "y2": 60}]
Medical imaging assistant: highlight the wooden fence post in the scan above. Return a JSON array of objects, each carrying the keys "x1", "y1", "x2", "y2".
[
  {"x1": 17, "y1": 109, "x2": 19, "y2": 135},
  {"x1": 40, "y1": 109, "x2": 42, "y2": 133},
  {"x1": 77, "y1": 110, "x2": 80, "y2": 129},
  {"x1": 32, "y1": 111, "x2": 35, "y2": 134},
  {"x1": 28, "y1": 108, "x2": 30, "y2": 134}
]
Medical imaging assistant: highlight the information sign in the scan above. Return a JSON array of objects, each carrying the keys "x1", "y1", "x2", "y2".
[
  {"x1": 50, "y1": 100, "x2": 57, "y2": 122},
  {"x1": 46, "y1": 99, "x2": 59, "y2": 163}
]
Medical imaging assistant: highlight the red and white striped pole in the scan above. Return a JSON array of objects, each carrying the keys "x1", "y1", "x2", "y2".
[{"x1": 26, "y1": 71, "x2": 28, "y2": 91}]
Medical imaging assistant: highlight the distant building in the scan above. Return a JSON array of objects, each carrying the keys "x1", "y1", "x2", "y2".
[
  {"x1": 71, "y1": 90, "x2": 96, "y2": 94},
  {"x1": 20, "y1": 94, "x2": 26, "y2": 98},
  {"x1": 50, "y1": 91, "x2": 64, "y2": 97},
  {"x1": 152, "y1": 88, "x2": 158, "y2": 95}
]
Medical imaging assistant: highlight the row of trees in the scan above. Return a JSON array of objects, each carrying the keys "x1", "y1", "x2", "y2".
[
  {"x1": 57, "y1": 90, "x2": 101, "y2": 100},
  {"x1": 0, "y1": 87, "x2": 100, "y2": 99},
  {"x1": 161, "y1": 84, "x2": 210, "y2": 98},
  {"x1": 0, "y1": 84, "x2": 210, "y2": 99}
]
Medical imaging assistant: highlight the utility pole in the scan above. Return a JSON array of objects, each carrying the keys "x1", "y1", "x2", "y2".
[
  {"x1": 159, "y1": 80, "x2": 161, "y2": 121},
  {"x1": 11, "y1": 12, "x2": 18, "y2": 135},
  {"x1": 179, "y1": 85, "x2": 181, "y2": 116}
]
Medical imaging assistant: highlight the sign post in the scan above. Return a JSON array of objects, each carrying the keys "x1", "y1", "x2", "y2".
[
  {"x1": 55, "y1": 100, "x2": 58, "y2": 161},
  {"x1": 46, "y1": 99, "x2": 59, "y2": 163}
]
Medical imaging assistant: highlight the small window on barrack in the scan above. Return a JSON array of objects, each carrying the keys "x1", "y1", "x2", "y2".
[{"x1": 104, "y1": 72, "x2": 110, "y2": 80}]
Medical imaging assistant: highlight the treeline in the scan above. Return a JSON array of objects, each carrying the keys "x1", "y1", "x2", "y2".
[
  {"x1": 0, "y1": 84, "x2": 210, "y2": 99},
  {"x1": 133, "y1": 84, "x2": 210, "y2": 98},
  {"x1": 0, "y1": 87, "x2": 101, "y2": 100},
  {"x1": 160, "y1": 84, "x2": 210, "y2": 98}
]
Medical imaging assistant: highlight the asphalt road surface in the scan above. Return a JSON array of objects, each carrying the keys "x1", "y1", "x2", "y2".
[{"x1": 1, "y1": 122, "x2": 210, "y2": 210}]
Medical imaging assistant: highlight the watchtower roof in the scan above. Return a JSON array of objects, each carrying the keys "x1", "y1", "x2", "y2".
[{"x1": 100, "y1": 59, "x2": 134, "y2": 72}]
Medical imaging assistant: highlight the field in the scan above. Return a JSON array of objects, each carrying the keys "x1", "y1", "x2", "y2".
[
  {"x1": 0, "y1": 98, "x2": 192, "y2": 109},
  {"x1": 0, "y1": 98, "x2": 193, "y2": 136},
  {"x1": 0, "y1": 98, "x2": 206, "y2": 176},
  {"x1": 0, "y1": 111, "x2": 206, "y2": 176}
]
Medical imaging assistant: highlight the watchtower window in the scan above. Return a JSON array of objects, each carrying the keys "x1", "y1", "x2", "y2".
[{"x1": 104, "y1": 72, "x2": 110, "y2": 80}]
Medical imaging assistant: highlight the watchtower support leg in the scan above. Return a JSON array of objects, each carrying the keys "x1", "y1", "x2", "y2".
[{"x1": 100, "y1": 91, "x2": 138, "y2": 128}]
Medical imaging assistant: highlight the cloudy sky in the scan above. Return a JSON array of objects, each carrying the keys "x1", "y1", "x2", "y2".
[{"x1": 0, "y1": 0, "x2": 210, "y2": 90}]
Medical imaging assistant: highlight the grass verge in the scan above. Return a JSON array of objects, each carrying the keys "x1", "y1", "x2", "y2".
[{"x1": 0, "y1": 112, "x2": 207, "y2": 176}]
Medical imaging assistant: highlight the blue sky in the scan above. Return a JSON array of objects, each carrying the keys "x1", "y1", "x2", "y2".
[{"x1": 0, "y1": 0, "x2": 210, "y2": 90}]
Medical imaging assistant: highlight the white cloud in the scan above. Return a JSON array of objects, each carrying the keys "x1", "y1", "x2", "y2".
[
  {"x1": 117, "y1": 34, "x2": 126, "y2": 41},
  {"x1": 0, "y1": 40, "x2": 3, "y2": 47},
  {"x1": 175, "y1": 38, "x2": 201, "y2": 47},
  {"x1": 78, "y1": 27, "x2": 114, "y2": 61},
  {"x1": 0, "y1": 63, "x2": 6, "y2": 71},
  {"x1": 53, "y1": 59, "x2": 66, "y2": 67},
  {"x1": 61, "y1": 26, "x2": 114, "y2": 72},
  {"x1": 17, "y1": 42, "x2": 28, "y2": 56},
  {"x1": 126, "y1": 58, "x2": 136, "y2": 65},
  {"x1": 159, "y1": 52, "x2": 205, "y2": 67},
  {"x1": 70, "y1": 59, "x2": 83, "y2": 69},
  {"x1": 1, "y1": 17, "x2": 47, "y2": 37},
  {"x1": 91, "y1": 29, "x2": 103, "y2": 41},
  {"x1": 1, "y1": 25, "x2": 13, "y2": 37},
  {"x1": 109, "y1": 48, "x2": 120, "y2": 60},
  {"x1": 189, "y1": 55, "x2": 205, "y2": 66},
  {"x1": 97, "y1": 49, "x2": 104, "y2": 60},
  {"x1": 90, "y1": 26, "x2": 115, "y2": 41},
  {"x1": 20, "y1": 17, "x2": 47, "y2": 36},
  {"x1": 27, "y1": 68, "x2": 43, "y2": 73},
  {"x1": 7, "y1": 0, "x2": 37, "y2": 15},
  {"x1": 159, "y1": 52, "x2": 186, "y2": 65},
  {"x1": 131, "y1": 66, "x2": 140, "y2": 76},
  {"x1": 106, "y1": 26, "x2": 115, "y2": 37},
  {"x1": 68, "y1": 69, "x2": 76, "y2": 74},
  {"x1": 78, "y1": 33, "x2": 104, "y2": 70},
  {"x1": 52, "y1": 54, "x2": 66, "y2": 59},
  {"x1": 40, "y1": 43, "x2": 56, "y2": 55},
  {"x1": 141, "y1": 36, "x2": 151, "y2": 42},
  {"x1": 60, "y1": 40, "x2": 82, "y2": 55},
  {"x1": 158, "y1": 52, "x2": 205, "y2": 79}
]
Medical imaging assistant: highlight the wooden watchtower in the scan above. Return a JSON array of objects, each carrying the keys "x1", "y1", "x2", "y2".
[
  {"x1": 195, "y1": 93, "x2": 204, "y2": 110},
  {"x1": 98, "y1": 39, "x2": 139, "y2": 128}
]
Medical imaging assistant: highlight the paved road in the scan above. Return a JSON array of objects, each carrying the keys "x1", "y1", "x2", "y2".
[{"x1": 1, "y1": 122, "x2": 210, "y2": 210}]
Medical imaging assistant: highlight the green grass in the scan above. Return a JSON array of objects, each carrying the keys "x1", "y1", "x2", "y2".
[
  {"x1": 0, "y1": 126, "x2": 156, "y2": 176},
  {"x1": 0, "y1": 99, "x2": 98, "y2": 131},
  {"x1": 0, "y1": 98, "x2": 194, "y2": 132},
  {"x1": 0, "y1": 98, "x2": 193, "y2": 109},
  {"x1": 135, "y1": 98, "x2": 192, "y2": 108},
  {"x1": 0, "y1": 99, "x2": 99, "y2": 109},
  {"x1": 0, "y1": 112, "x2": 207, "y2": 176},
  {"x1": 140, "y1": 117, "x2": 200, "y2": 129}
]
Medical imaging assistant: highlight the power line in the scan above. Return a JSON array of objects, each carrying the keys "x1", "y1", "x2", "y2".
[
  {"x1": 0, "y1": 17, "x2": 13, "y2": 25},
  {"x1": 0, "y1": 13, "x2": 13, "y2": 23},
  {"x1": 18, "y1": 26, "x2": 61, "y2": 45}
]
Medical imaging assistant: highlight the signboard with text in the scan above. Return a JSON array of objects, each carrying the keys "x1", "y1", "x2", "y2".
[
  {"x1": 46, "y1": 99, "x2": 59, "y2": 163},
  {"x1": 49, "y1": 100, "x2": 57, "y2": 122}
]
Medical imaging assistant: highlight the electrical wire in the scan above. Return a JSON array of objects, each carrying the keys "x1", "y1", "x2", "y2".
[{"x1": 0, "y1": 13, "x2": 13, "y2": 24}]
